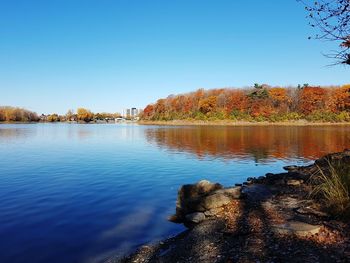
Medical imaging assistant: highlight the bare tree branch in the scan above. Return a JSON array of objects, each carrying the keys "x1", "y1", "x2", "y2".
[{"x1": 299, "y1": 0, "x2": 350, "y2": 65}]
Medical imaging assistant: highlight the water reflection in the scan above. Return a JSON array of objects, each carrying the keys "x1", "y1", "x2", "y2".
[
  {"x1": 0, "y1": 126, "x2": 35, "y2": 142},
  {"x1": 145, "y1": 125, "x2": 350, "y2": 162}
]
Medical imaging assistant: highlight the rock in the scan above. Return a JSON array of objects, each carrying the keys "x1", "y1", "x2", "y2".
[
  {"x1": 235, "y1": 183, "x2": 242, "y2": 187},
  {"x1": 176, "y1": 180, "x2": 223, "y2": 217},
  {"x1": 265, "y1": 173, "x2": 275, "y2": 179},
  {"x1": 214, "y1": 187, "x2": 241, "y2": 199},
  {"x1": 273, "y1": 179, "x2": 285, "y2": 185},
  {"x1": 241, "y1": 184, "x2": 273, "y2": 202},
  {"x1": 319, "y1": 150, "x2": 350, "y2": 162},
  {"x1": 245, "y1": 180, "x2": 253, "y2": 185},
  {"x1": 286, "y1": 179, "x2": 303, "y2": 186},
  {"x1": 283, "y1": 165, "x2": 299, "y2": 171},
  {"x1": 185, "y1": 212, "x2": 206, "y2": 224},
  {"x1": 174, "y1": 181, "x2": 241, "y2": 223},
  {"x1": 255, "y1": 176, "x2": 265, "y2": 183},
  {"x1": 296, "y1": 207, "x2": 329, "y2": 218},
  {"x1": 279, "y1": 197, "x2": 304, "y2": 209},
  {"x1": 313, "y1": 150, "x2": 350, "y2": 174},
  {"x1": 204, "y1": 207, "x2": 223, "y2": 217},
  {"x1": 272, "y1": 221, "x2": 321, "y2": 237},
  {"x1": 178, "y1": 180, "x2": 223, "y2": 201},
  {"x1": 199, "y1": 192, "x2": 233, "y2": 210}
]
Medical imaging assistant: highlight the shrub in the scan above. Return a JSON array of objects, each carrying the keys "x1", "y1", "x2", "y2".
[
  {"x1": 285, "y1": 112, "x2": 303, "y2": 120},
  {"x1": 336, "y1": 111, "x2": 350, "y2": 122},
  {"x1": 305, "y1": 110, "x2": 339, "y2": 122},
  {"x1": 254, "y1": 115, "x2": 267, "y2": 122}
]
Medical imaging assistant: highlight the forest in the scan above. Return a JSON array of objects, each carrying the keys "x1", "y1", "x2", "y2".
[
  {"x1": 0, "y1": 106, "x2": 39, "y2": 122},
  {"x1": 0, "y1": 107, "x2": 121, "y2": 123},
  {"x1": 141, "y1": 84, "x2": 350, "y2": 122}
]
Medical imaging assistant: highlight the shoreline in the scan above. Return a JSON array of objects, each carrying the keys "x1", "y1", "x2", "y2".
[
  {"x1": 2, "y1": 120, "x2": 350, "y2": 126},
  {"x1": 111, "y1": 150, "x2": 350, "y2": 263},
  {"x1": 138, "y1": 119, "x2": 350, "y2": 126}
]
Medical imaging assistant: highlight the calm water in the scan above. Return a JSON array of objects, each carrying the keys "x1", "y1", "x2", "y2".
[{"x1": 0, "y1": 124, "x2": 349, "y2": 263}]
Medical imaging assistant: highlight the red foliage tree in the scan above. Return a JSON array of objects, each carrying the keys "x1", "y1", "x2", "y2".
[
  {"x1": 225, "y1": 90, "x2": 249, "y2": 114},
  {"x1": 298, "y1": 87, "x2": 327, "y2": 114}
]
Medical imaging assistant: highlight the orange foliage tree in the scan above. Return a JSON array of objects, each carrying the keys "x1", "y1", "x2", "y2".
[
  {"x1": 225, "y1": 90, "x2": 249, "y2": 114},
  {"x1": 298, "y1": 87, "x2": 327, "y2": 114},
  {"x1": 327, "y1": 85, "x2": 350, "y2": 112},
  {"x1": 198, "y1": 96, "x2": 217, "y2": 114}
]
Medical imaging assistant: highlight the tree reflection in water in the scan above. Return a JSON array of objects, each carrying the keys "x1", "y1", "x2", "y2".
[{"x1": 145, "y1": 126, "x2": 350, "y2": 163}]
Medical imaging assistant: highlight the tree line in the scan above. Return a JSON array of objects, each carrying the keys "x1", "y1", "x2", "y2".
[
  {"x1": 43, "y1": 108, "x2": 122, "y2": 122},
  {"x1": 141, "y1": 84, "x2": 350, "y2": 122},
  {"x1": 0, "y1": 107, "x2": 122, "y2": 123},
  {"x1": 0, "y1": 106, "x2": 39, "y2": 122}
]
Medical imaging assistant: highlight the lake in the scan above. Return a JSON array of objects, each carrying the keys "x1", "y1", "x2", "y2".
[{"x1": 0, "y1": 123, "x2": 349, "y2": 263}]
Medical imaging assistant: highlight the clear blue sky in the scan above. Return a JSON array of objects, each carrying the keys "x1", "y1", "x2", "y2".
[{"x1": 0, "y1": 0, "x2": 348, "y2": 114}]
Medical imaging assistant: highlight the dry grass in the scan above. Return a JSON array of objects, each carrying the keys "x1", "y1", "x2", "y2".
[{"x1": 311, "y1": 161, "x2": 350, "y2": 217}]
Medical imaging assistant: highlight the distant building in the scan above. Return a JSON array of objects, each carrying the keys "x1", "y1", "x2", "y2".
[
  {"x1": 131, "y1": 108, "x2": 137, "y2": 117},
  {"x1": 123, "y1": 107, "x2": 143, "y2": 119}
]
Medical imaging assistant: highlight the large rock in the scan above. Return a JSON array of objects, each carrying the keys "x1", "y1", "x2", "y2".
[
  {"x1": 298, "y1": 149, "x2": 350, "y2": 179},
  {"x1": 286, "y1": 179, "x2": 303, "y2": 186},
  {"x1": 214, "y1": 187, "x2": 241, "y2": 199},
  {"x1": 185, "y1": 212, "x2": 206, "y2": 224},
  {"x1": 174, "y1": 180, "x2": 241, "y2": 223},
  {"x1": 272, "y1": 221, "x2": 321, "y2": 237},
  {"x1": 315, "y1": 149, "x2": 350, "y2": 167},
  {"x1": 176, "y1": 180, "x2": 223, "y2": 217},
  {"x1": 283, "y1": 165, "x2": 299, "y2": 172},
  {"x1": 177, "y1": 180, "x2": 222, "y2": 204},
  {"x1": 199, "y1": 192, "x2": 233, "y2": 210}
]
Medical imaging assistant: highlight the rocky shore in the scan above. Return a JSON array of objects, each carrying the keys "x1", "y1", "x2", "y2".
[{"x1": 109, "y1": 150, "x2": 350, "y2": 263}]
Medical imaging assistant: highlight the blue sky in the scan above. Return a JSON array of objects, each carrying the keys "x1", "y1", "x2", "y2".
[{"x1": 0, "y1": 0, "x2": 348, "y2": 114}]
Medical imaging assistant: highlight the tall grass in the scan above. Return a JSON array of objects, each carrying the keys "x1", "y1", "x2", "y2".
[{"x1": 311, "y1": 161, "x2": 350, "y2": 217}]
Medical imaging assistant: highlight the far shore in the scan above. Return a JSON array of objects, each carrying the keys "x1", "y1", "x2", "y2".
[
  {"x1": 138, "y1": 119, "x2": 350, "y2": 126},
  {"x1": 2, "y1": 120, "x2": 350, "y2": 126}
]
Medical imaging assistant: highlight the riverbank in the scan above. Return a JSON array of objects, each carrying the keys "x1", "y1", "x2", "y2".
[
  {"x1": 110, "y1": 150, "x2": 350, "y2": 263},
  {"x1": 138, "y1": 120, "x2": 350, "y2": 126}
]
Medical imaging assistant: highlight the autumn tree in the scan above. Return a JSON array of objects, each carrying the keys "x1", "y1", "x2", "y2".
[
  {"x1": 0, "y1": 106, "x2": 39, "y2": 122},
  {"x1": 327, "y1": 84, "x2": 350, "y2": 111},
  {"x1": 77, "y1": 108, "x2": 94, "y2": 122},
  {"x1": 140, "y1": 85, "x2": 350, "y2": 122},
  {"x1": 66, "y1": 109, "x2": 75, "y2": 121},
  {"x1": 225, "y1": 90, "x2": 249, "y2": 114},
  {"x1": 298, "y1": 86, "x2": 327, "y2": 113},
  {"x1": 198, "y1": 96, "x2": 217, "y2": 114},
  {"x1": 154, "y1": 99, "x2": 166, "y2": 115},
  {"x1": 47, "y1": 114, "x2": 59, "y2": 122},
  {"x1": 268, "y1": 87, "x2": 292, "y2": 113},
  {"x1": 142, "y1": 104, "x2": 154, "y2": 119}
]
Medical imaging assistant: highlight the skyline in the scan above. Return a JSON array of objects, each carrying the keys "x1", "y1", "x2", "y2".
[{"x1": 0, "y1": 0, "x2": 349, "y2": 115}]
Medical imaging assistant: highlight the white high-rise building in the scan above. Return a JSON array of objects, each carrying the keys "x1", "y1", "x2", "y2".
[{"x1": 123, "y1": 108, "x2": 142, "y2": 119}]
